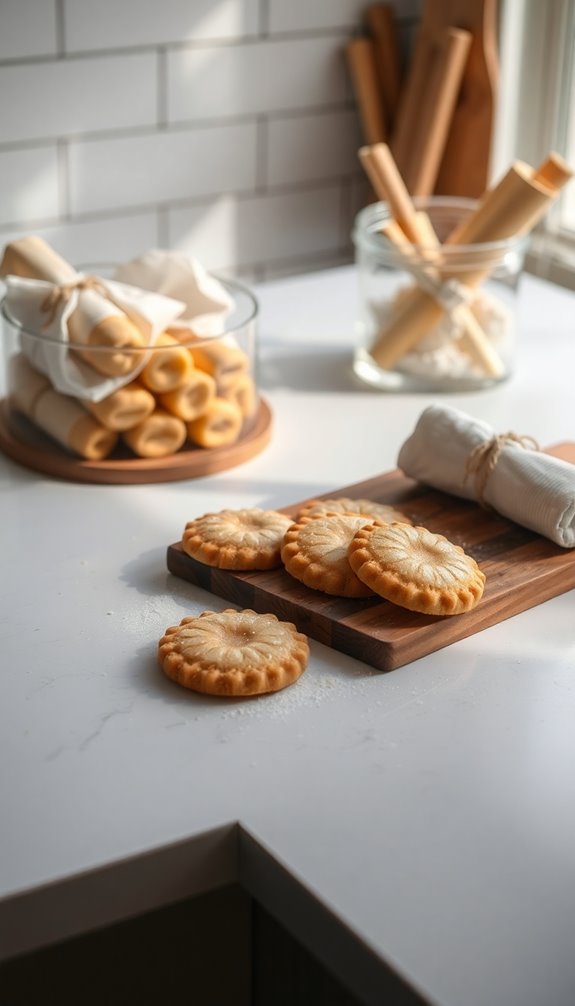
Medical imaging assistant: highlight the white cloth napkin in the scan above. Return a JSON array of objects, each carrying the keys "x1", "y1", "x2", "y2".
[
  {"x1": 113, "y1": 249, "x2": 233, "y2": 337},
  {"x1": 397, "y1": 404, "x2": 575, "y2": 548},
  {"x1": 3, "y1": 250, "x2": 234, "y2": 402},
  {"x1": 3, "y1": 274, "x2": 186, "y2": 402}
]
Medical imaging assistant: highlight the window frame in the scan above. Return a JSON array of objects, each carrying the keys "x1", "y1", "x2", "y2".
[{"x1": 492, "y1": 0, "x2": 575, "y2": 289}]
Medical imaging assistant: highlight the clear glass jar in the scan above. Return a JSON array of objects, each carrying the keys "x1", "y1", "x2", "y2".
[
  {"x1": 352, "y1": 198, "x2": 530, "y2": 392},
  {"x1": 0, "y1": 273, "x2": 261, "y2": 469}
]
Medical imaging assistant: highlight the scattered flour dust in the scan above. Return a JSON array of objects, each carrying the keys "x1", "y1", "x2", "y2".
[{"x1": 219, "y1": 664, "x2": 371, "y2": 723}]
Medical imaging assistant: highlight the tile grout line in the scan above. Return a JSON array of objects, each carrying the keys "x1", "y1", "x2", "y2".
[{"x1": 54, "y1": 0, "x2": 65, "y2": 57}]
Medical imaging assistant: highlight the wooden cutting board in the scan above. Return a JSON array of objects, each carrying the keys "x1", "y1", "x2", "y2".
[{"x1": 166, "y1": 443, "x2": 575, "y2": 672}]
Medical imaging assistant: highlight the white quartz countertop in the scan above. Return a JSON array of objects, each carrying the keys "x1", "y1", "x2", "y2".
[{"x1": 1, "y1": 266, "x2": 575, "y2": 1006}]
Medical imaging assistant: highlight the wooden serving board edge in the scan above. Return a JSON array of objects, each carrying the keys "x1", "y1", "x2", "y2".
[{"x1": 166, "y1": 540, "x2": 575, "y2": 672}]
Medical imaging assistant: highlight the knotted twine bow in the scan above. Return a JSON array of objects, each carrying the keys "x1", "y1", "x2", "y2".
[
  {"x1": 464, "y1": 432, "x2": 540, "y2": 507},
  {"x1": 41, "y1": 275, "x2": 110, "y2": 329}
]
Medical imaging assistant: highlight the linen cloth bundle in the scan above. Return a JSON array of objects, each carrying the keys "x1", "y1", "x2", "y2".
[
  {"x1": 114, "y1": 249, "x2": 233, "y2": 339},
  {"x1": 398, "y1": 404, "x2": 575, "y2": 548},
  {"x1": 1, "y1": 240, "x2": 233, "y2": 403}
]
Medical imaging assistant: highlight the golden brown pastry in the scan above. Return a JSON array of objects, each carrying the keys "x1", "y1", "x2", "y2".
[
  {"x1": 187, "y1": 397, "x2": 242, "y2": 448},
  {"x1": 122, "y1": 408, "x2": 187, "y2": 457},
  {"x1": 347, "y1": 521, "x2": 486, "y2": 615},
  {"x1": 182, "y1": 508, "x2": 292, "y2": 570},
  {"x1": 158, "y1": 609, "x2": 309, "y2": 696},
  {"x1": 281, "y1": 513, "x2": 376, "y2": 598},
  {"x1": 296, "y1": 496, "x2": 411, "y2": 524}
]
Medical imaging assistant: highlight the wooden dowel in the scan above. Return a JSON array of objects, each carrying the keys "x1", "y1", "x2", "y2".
[
  {"x1": 366, "y1": 4, "x2": 401, "y2": 127},
  {"x1": 402, "y1": 27, "x2": 472, "y2": 197},
  {"x1": 445, "y1": 159, "x2": 575, "y2": 259},
  {"x1": 389, "y1": 30, "x2": 433, "y2": 178},
  {"x1": 346, "y1": 37, "x2": 387, "y2": 145},
  {"x1": 359, "y1": 142, "x2": 504, "y2": 376},
  {"x1": 368, "y1": 154, "x2": 573, "y2": 369},
  {"x1": 532, "y1": 151, "x2": 574, "y2": 191},
  {"x1": 359, "y1": 143, "x2": 420, "y2": 241},
  {"x1": 359, "y1": 143, "x2": 439, "y2": 260},
  {"x1": 453, "y1": 304, "x2": 506, "y2": 377}
]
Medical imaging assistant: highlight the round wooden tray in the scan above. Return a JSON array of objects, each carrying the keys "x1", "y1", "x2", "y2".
[{"x1": 0, "y1": 397, "x2": 273, "y2": 484}]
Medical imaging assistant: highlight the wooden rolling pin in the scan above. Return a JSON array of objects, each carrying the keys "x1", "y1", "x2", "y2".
[
  {"x1": 365, "y1": 4, "x2": 401, "y2": 129},
  {"x1": 345, "y1": 36, "x2": 387, "y2": 144},
  {"x1": 400, "y1": 27, "x2": 472, "y2": 196}
]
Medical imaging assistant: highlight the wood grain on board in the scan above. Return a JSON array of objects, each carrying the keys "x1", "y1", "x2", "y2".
[{"x1": 167, "y1": 443, "x2": 575, "y2": 673}]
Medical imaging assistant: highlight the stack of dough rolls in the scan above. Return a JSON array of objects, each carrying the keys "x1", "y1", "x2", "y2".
[
  {"x1": 185, "y1": 338, "x2": 258, "y2": 448},
  {"x1": 8, "y1": 337, "x2": 259, "y2": 460},
  {"x1": 138, "y1": 332, "x2": 194, "y2": 393},
  {"x1": 118, "y1": 335, "x2": 259, "y2": 457},
  {"x1": 9, "y1": 354, "x2": 118, "y2": 460},
  {"x1": 9, "y1": 351, "x2": 189, "y2": 460},
  {"x1": 122, "y1": 408, "x2": 188, "y2": 458}
]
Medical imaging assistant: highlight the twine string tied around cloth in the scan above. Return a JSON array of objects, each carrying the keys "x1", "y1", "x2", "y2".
[
  {"x1": 464, "y1": 431, "x2": 540, "y2": 507},
  {"x1": 41, "y1": 275, "x2": 110, "y2": 329}
]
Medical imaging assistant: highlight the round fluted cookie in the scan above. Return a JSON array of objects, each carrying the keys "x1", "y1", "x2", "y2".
[
  {"x1": 182, "y1": 507, "x2": 292, "y2": 570},
  {"x1": 158, "y1": 609, "x2": 309, "y2": 696},
  {"x1": 281, "y1": 513, "x2": 376, "y2": 598},
  {"x1": 297, "y1": 496, "x2": 411, "y2": 525},
  {"x1": 347, "y1": 521, "x2": 486, "y2": 615}
]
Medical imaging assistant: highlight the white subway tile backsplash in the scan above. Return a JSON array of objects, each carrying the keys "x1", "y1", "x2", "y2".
[
  {"x1": 0, "y1": 146, "x2": 60, "y2": 227},
  {"x1": 0, "y1": 1, "x2": 415, "y2": 281},
  {"x1": 350, "y1": 175, "x2": 371, "y2": 217},
  {"x1": 168, "y1": 185, "x2": 344, "y2": 271},
  {"x1": 0, "y1": 53, "x2": 157, "y2": 144},
  {"x1": 267, "y1": 108, "x2": 362, "y2": 187},
  {"x1": 0, "y1": 213, "x2": 159, "y2": 270},
  {"x1": 262, "y1": 250, "x2": 353, "y2": 281},
  {"x1": 167, "y1": 36, "x2": 348, "y2": 123},
  {"x1": 69, "y1": 122, "x2": 258, "y2": 215},
  {"x1": 0, "y1": 0, "x2": 58, "y2": 61},
  {"x1": 268, "y1": 0, "x2": 367, "y2": 34},
  {"x1": 268, "y1": 0, "x2": 420, "y2": 33},
  {"x1": 63, "y1": 0, "x2": 261, "y2": 53}
]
